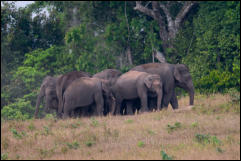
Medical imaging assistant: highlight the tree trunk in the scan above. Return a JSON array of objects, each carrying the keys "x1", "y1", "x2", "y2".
[
  {"x1": 126, "y1": 46, "x2": 133, "y2": 66},
  {"x1": 134, "y1": 1, "x2": 196, "y2": 61}
]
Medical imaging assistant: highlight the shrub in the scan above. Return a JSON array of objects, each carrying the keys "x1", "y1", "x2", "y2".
[
  {"x1": 197, "y1": 70, "x2": 237, "y2": 93},
  {"x1": 1, "y1": 153, "x2": 8, "y2": 160},
  {"x1": 85, "y1": 140, "x2": 95, "y2": 147},
  {"x1": 1, "y1": 97, "x2": 34, "y2": 120},
  {"x1": 227, "y1": 88, "x2": 240, "y2": 104},
  {"x1": 137, "y1": 141, "x2": 145, "y2": 148},
  {"x1": 160, "y1": 150, "x2": 173, "y2": 160},
  {"x1": 90, "y1": 118, "x2": 99, "y2": 127},
  {"x1": 66, "y1": 141, "x2": 80, "y2": 149},
  {"x1": 166, "y1": 122, "x2": 182, "y2": 133},
  {"x1": 195, "y1": 134, "x2": 222, "y2": 146}
]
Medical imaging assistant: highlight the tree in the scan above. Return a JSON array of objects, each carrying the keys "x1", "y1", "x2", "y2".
[{"x1": 134, "y1": 1, "x2": 197, "y2": 59}]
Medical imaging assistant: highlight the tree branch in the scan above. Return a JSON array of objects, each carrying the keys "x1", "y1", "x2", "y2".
[
  {"x1": 174, "y1": 1, "x2": 196, "y2": 29},
  {"x1": 134, "y1": 1, "x2": 155, "y2": 19},
  {"x1": 159, "y1": 2, "x2": 175, "y2": 36}
]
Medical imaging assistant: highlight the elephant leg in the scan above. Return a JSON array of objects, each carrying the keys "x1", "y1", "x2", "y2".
[
  {"x1": 162, "y1": 90, "x2": 174, "y2": 109},
  {"x1": 149, "y1": 97, "x2": 157, "y2": 111},
  {"x1": 139, "y1": 93, "x2": 148, "y2": 113},
  {"x1": 126, "y1": 101, "x2": 134, "y2": 115},
  {"x1": 113, "y1": 93, "x2": 123, "y2": 115},
  {"x1": 170, "y1": 91, "x2": 178, "y2": 109},
  {"x1": 115, "y1": 99, "x2": 123, "y2": 115},
  {"x1": 95, "y1": 92, "x2": 104, "y2": 117}
]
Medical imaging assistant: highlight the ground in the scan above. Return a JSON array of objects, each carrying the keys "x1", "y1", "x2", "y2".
[{"x1": 1, "y1": 93, "x2": 240, "y2": 160}]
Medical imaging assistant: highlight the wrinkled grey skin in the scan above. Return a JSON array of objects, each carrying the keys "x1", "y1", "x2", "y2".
[
  {"x1": 93, "y1": 69, "x2": 122, "y2": 115},
  {"x1": 34, "y1": 75, "x2": 62, "y2": 118},
  {"x1": 62, "y1": 77, "x2": 113, "y2": 119},
  {"x1": 112, "y1": 71, "x2": 163, "y2": 115},
  {"x1": 131, "y1": 63, "x2": 195, "y2": 109},
  {"x1": 56, "y1": 71, "x2": 91, "y2": 117}
]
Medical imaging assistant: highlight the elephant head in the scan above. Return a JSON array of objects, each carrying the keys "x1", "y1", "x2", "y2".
[
  {"x1": 144, "y1": 74, "x2": 163, "y2": 110},
  {"x1": 173, "y1": 64, "x2": 194, "y2": 105},
  {"x1": 100, "y1": 79, "x2": 116, "y2": 115},
  {"x1": 35, "y1": 76, "x2": 59, "y2": 118}
]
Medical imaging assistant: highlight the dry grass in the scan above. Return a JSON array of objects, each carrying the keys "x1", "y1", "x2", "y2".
[{"x1": 1, "y1": 93, "x2": 240, "y2": 160}]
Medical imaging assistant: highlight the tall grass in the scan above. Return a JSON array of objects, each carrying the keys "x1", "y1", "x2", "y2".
[{"x1": 1, "y1": 93, "x2": 240, "y2": 160}]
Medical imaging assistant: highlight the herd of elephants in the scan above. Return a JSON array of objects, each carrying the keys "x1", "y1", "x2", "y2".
[{"x1": 34, "y1": 63, "x2": 195, "y2": 119}]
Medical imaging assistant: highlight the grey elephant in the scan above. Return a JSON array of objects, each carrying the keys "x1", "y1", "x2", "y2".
[
  {"x1": 34, "y1": 75, "x2": 62, "y2": 118},
  {"x1": 93, "y1": 69, "x2": 122, "y2": 115},
  {"x1": 93, "y1": 69, "x2": 122, "y2": 85},
  {"x1": 62, "y1": 77, "x2": 114, "y2": 119},
  {"x1": 131, "y1": 63, "x2": 194, "y2": 109},
  {"x1": 56, "y1": 71, "x2": 91, "y2": 117},
  {"x1": 112, "y1": 71, "x2": 163, "y2": 115}
]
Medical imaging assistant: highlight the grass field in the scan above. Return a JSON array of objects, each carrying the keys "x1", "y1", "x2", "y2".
[{"x1": 1, "y1": 93, "x2": 240, "y2": 160}]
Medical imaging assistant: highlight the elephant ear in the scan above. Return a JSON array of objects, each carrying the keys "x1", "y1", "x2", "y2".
[
  {"x1": 174, "y1": 65, "x2": 183, "y2": 83},
  {"x1": 101, "y1": 80, "x2": 110, "y2": 94},
  {"x1": 144, "y1": 76, "x2": 152, "y2": 89}
]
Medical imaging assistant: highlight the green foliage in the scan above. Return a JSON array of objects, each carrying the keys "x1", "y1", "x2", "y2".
[
  {"x1": 1, "y1": 96, "x2": 35, "y2": 120},
  {"x1": 191, "y1": 121, "x2": 199, "y2": 128},
  {"x1": 85, "y1": 140, "x2": 95, "y2": 147},
  {"x1": 90, "y1": 118, "x2": 99, "y2": 127},
  {"x1": 66, "y1": 141, "x2": 80, "y2": 149},
  {"x1": 174, "y1": 1, "x2": 240, "y2": 93},
  {"x1": 28, "y1": 122, "x2": 36, "y2": 131},
  {"x1": 42, "y1": 126, "x2": 51, "y2": 136},
  {"x1": 197, "y1": 70, "x2": 237, "y2": 93},
  {"x1": 195, "y1": 134, "x2": 222, "y2": 146},
  {"x1": 10, "y1": 128, "x2": 26, "y2": 139},
  {"x1": 166, "y1": 122, "x2": 182, "y2": 133},
  {"x1": 125, "y1": 119, "x2": 134, "y2": 124},
  {"x1": 227, "y1": 88, "x2": 240, "y2": 104},
  {"x1": 1, "y1": 1, "x2": 240, "y2": 120},
  {"x1": 160, "y1": 150, "x2": 173, "y2": 160},
  {"x1": 137, "y1": 141, "x2": 145, "y2": 148},
  {"x1": 1, "y1": 153, "x2": 8, "y2": 160}
]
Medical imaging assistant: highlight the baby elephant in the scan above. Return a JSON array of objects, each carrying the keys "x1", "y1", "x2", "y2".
[
  {"x1": 62, "y1": 77, "x2": 111, "y2": 119},
  {"x1": 112, "y1": 71, "x2": 163, "y2": 115}
]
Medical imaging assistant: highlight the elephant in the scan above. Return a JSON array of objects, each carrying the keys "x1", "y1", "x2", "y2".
[
  {"x1": 93, "y1": 69, "x2": 122, "y2": 86},
  {"x1": 34, "y1": 75, "x2": 62, "y2": 118},
  {"x1": 56, "y1": 71, "x2": 91, "y2": 117},
  {"x1": 131, "y1": 63, "x2": 194, "y2": 109},
  {"x1": 93, "y1": 69, "x2": 122, "y2": 115},
  {"x1": 111, "y1": 71, "x2": 163, "y2": 115},
  {"x1": 62, "y1": 77, "x2": 114, "y2": 119}
]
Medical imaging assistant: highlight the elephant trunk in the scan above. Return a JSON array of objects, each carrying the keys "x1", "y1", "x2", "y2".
[
  {"x1": 156, "y1": 90, "x2": 162, "y2": 111},
  {"x1": 34, "y1": 87, "x2": 45, "y2": 118},
  {"x1": 110, "y1": 95, "x2": 116, "y2": 115},
  {"x1": 188, "y1": 84, "x2": 195, "y2": 105}
]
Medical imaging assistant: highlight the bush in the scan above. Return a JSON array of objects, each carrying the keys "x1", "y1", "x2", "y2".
[
  {"x1": 1, "y1": 97, "x2": 34, "y2": 120},
  {"x1": 197, "y1": 70, "x2": 237, "y2": 93},
  {"x1": 227, "y1": 88, "x2": 240, "y2": 104}
]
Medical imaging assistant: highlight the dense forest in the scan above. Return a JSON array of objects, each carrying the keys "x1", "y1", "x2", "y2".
[{"x1": 1, "y1": 1, "x2": 240, "y2": 120}]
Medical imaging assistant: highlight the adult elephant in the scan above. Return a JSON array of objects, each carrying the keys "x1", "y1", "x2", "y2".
[
  {"x1": 93, "y1": 69, "x2": 122, "y2": 115},
  {"x1": 56, "y1": 71, "x2": 91, "y2": 117},
  {"x1": 112, "y1": 71, "x2": 163, "y2": 115},
  {"x1": 93, "y1": 69, "x2": 122, "y2": 85},
  {"x1": 62, "y1": 77, "x2": 113, "y2": 119},
  {"x1": 131, "y1": 63, "x2": 194, "y2": 109},
  {"x1": 34, "y1": 75, "x2": 62, "y2": 118}
]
